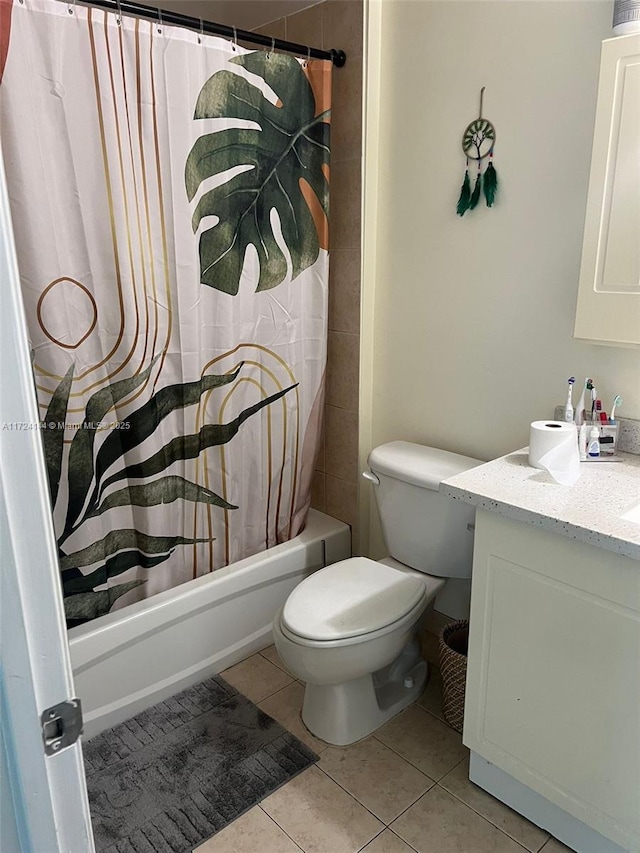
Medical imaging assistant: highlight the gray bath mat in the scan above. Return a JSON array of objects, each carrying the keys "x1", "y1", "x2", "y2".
[{"x1": 84, "y1": 675, "x2": 318, "y2": 852}]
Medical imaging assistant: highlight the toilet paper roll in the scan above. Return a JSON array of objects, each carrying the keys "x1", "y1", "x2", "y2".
[{"x1": 528, "y1": 421, "x2": 581, "y2": 486}]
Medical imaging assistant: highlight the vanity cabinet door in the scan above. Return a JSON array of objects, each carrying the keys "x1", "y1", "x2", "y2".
[
  {"x1": 574, "y1": 34, "x2": 640, "y2": 346},
  {"x1": 464, "y1": 510, "x2": 640, "y2": 852}
]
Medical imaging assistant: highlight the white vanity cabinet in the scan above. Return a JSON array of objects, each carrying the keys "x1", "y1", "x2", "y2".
[
  {"x1": 464, "y1": 509, "x2": 640, "y2": 853},
  {"x1": 574, "y1": 34, "x2": 640, "y2": 346}
]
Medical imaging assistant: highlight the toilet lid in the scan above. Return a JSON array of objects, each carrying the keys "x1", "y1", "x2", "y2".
[{"x1": 282, "y1": 557, "x2": 426, "y2": 641}]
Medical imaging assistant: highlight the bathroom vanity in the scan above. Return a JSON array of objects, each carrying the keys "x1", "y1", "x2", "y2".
[{"x1": 441, "y1": 451, "x2": 640, "y2": 853}]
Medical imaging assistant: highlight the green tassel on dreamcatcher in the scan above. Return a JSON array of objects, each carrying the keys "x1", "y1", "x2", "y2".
[
  {"x1": 469, "y1": 164, "x2": 482, "y2": 210},
  {"x1": 455, "y1": 87, "x2": 499, "y2": 216},
  {"x1": 456, "y1": 160, "x2": 471, "y2": 216},
  {"x1": 483, "y1": 153, "x2": 498, "y2": 207}
]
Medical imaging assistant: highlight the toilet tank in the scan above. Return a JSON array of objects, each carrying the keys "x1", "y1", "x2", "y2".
[{"x1": 366, "y1": 441, "x2": 483, "y2": 578}]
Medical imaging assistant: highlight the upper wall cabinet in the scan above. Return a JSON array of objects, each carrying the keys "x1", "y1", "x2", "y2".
[{"x1": 574, "y1": 34, "x2": 640, "y2": 346}]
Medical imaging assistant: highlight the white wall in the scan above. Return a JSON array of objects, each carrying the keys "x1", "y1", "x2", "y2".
[
  {"x1": 360, "y1": 0, "x2": 640, "y2": 617},
  {"x1": 362, "y1": 0, "x2": 639, "y2": 568},
  {"x1": 154, "y1": 0, "x2": 322, "y2": 30}
]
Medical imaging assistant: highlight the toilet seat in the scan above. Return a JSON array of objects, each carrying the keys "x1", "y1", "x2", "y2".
[
  {"x1": 282, "y1": 557, "x2": 427, "y2": 642},
  {"x1": 278, "y1": 594, "x2": 429, "y2": 650}
]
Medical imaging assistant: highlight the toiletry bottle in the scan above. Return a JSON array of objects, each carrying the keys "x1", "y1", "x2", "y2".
[
  {"x1": 579, "y1": 423, "x2": 588, "y2": 461},
  {"x1": 587, "y1": 426, "x2": 600, "y2": 458}
]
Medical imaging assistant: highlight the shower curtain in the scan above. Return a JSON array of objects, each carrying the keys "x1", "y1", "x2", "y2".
[{"x1": 0, "y1": 0, "x2": 331, "y2": 625}]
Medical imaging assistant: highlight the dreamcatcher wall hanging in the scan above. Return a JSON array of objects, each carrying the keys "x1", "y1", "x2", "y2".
[{"x1": 456, "y1": 87, "x2": 499, "y2": 216}]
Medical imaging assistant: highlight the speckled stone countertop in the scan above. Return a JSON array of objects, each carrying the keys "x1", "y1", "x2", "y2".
[{"x1": 441, "y1": 449, "x2": 640, "y2": 561}]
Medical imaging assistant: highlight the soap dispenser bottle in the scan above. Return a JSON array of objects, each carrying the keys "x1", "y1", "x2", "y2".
[{"x1": 587, "y1": 425, "x2": 600, "y2": 458}]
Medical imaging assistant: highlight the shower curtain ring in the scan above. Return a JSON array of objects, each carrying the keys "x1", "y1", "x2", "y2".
[
  {"x1": 67, "y1": 0, "x2": 77, "y2": 15},
  {"x1": 305, "y1": 46, "x2": 311, "y2": 66},
  {"x1": 198, "y1": 18, "x2": 204, "y2": 44},
  {"x1": 157, "y1": 8, "x2": 163, "y2": 34},
  {"x1": 231, "y1": 26, "x2": 237, "y2": 51},
  {"x1": 267, "y1": 37, "x2": 275, "y2": 58},
  {"x1": 115, "y1": 0, "x2": 122, "y2": 26}
]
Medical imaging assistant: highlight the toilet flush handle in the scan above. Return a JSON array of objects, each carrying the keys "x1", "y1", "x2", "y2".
[{"x1": 362, "y1": 469, "x2": 380, "y2": 486}]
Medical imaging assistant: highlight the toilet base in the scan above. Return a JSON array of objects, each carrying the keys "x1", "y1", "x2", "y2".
[{"x1": 301, "y1": 650, "x2": 428, "y2": 746}]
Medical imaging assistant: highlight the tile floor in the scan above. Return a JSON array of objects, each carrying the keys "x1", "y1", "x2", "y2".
[{"x1": 195, "y1": 648, "x2": 576, "y2": 853}]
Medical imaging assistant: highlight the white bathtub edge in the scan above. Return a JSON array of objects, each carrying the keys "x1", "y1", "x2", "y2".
[
  {"x1": 70, "y1": 510, "x2": 351, "y2": 739},
  {"x1": 81, "y1": 623, "x2": 273, "y2": 737}
]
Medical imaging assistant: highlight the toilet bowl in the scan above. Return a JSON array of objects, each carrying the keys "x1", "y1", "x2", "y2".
[
  {"x1": 273, "y1": 442, "x2": 482, "y2": 746},
  {"x1": 274, "y1": 556, "x2": 446, "y2": 744}
]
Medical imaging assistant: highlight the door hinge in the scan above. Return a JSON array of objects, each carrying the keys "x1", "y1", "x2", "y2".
[{"x1": 41, "y1": 698, "x2": 83, "y2": 756}]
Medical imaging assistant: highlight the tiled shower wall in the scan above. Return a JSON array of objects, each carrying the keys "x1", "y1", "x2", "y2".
[{"x1": 255, "y1": 2, "x2": 363, "y2": 547}]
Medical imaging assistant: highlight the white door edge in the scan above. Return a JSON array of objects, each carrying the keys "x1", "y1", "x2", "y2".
[{"x1": 0, "y1": 140, "x2": 95, "y2": 853}]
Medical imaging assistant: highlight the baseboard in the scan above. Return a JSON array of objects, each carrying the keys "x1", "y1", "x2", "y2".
[{"x1": 469, "y1": 753, "x2": 632, "y2": 853}]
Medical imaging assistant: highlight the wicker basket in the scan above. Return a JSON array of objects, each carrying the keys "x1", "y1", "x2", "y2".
[{"x1": 438, "y1": 620, "x2": 469, "y2": 733}]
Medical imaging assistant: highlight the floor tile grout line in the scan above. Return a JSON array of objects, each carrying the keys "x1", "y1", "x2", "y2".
[
  {"x1": 384, "y1": 777, "x2": 439, "y2": 829},
  {"x1": 395, "y1": 828, "x2": 422, "y2": 853},
  {"x1": 435, "y1": 753, "x2": 471, "y2": 787},
  {"x1": 313, "y1": 761, "x2": 418, "y2": 828},
  {"x1": 258, "y1": 647, "x2": 293, "y2": 677},
  {"x1": 356, "y1": 826, "x2": 387, "y2": 853},
  {"x1": 438, "y1": 758, "x2": 551, "y2": 852},
  {"x1": 318, "y1": 748, "x2": 436, "y2": 804},
  {"x1": 313, "y1": 764, "x2": 385, "y2": 825},
  {"x1": 533, "y1": 833, "x2": 555, "y2": 853},
  {"x1": 256, "y1": 804, "x2": 306, "y2": 852},
  {"x1": 315, "y1": 737, "x2": 441, "y2": 823},
  {"x1": 258, "y1": 683, "x2": 466, "y2": 784},
  {"x1": 255, "y1": 673, "x2": 295, "y2": 703},
  {"x1": 222, "y1": 675, "x2": 294, "y2": 707},
  {"x1": 438, "y1": 780, "x2": 550, "y2": 852},
  {"x1": 221, "y1": 652, "x2": 296, "y2": 704},
  {"x1": 256, "y1": 685, "x2": 329, "y2": 756},
  {"x1": 386, "y1": 782, "x2": 537, "y2": 853},
  {"x1": 258, "y1": 764, "x2": 384, "y2": 851},
  {"x1": 256, "y1": 679, "x2": 299, "y2": 709},
  {"x1": 252, "y1": 678, "x2": 536, "y2": 850},
  {"x1": 231, "y1": 649, "x2": 293, "y2": 676},
  {"x1": 388, "y1": 828, "x2": 421, "y2": 853},
  {"x1": 412, "y1": 698, "x2": 460, "y2": 730},
  {"x1": 433, "y1": 782, "x2": 540, "y2": 853},
  {"x1": 370, "y1": 730, "x2": 461, "y2": 784},
  {"x1": 356, "y1": 826, "x2": 421, "y2": 853},
  {"x1": 415, "y1": 698, "x2": 447, "y2": 723}
]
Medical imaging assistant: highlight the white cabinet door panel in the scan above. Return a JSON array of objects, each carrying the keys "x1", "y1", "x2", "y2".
[
  {"x1": 481, "y1": 555, "x2": 638, "y2": 835},
  {"x1": 574, "y1": 34, "x2": 640, "y2": 345},
  {"x1": 464, "y1": 510, "x2": 640, "y2": 852}
]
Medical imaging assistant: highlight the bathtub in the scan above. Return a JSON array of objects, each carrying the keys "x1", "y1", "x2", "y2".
[{"x1": 68, "y1": 509, "x2": 351, "y2": 739}]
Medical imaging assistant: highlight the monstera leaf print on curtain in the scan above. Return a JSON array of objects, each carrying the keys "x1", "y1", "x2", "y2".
[
  {"x1": 186, "y1": 52, "x2": 330, "y2": 295},
  {"x1": 0, "y1": 0, "x2": 330, "y2": 626}
]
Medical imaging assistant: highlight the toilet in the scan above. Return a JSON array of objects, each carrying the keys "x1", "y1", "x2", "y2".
[{"x1": 273, "y1": 441, "x2": 483, "y2": 746}]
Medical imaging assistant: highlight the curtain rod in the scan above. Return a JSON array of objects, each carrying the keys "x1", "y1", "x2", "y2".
[{"x1": 81, "y1": 0, "x2": 347, "y2": 66}]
